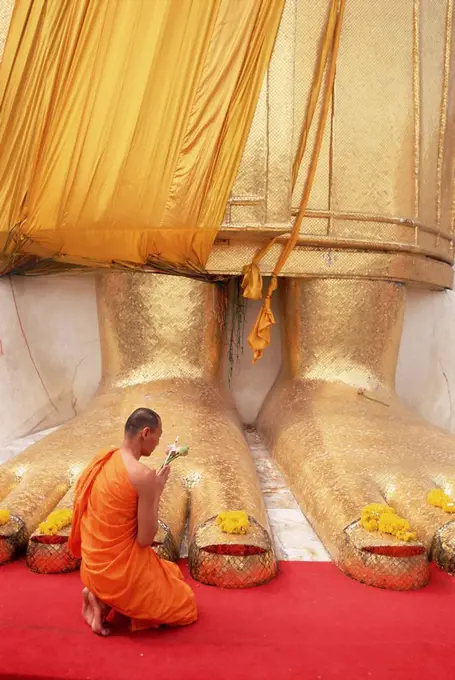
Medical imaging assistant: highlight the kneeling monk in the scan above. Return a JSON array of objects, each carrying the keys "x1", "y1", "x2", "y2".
[{"x1": 68, "y1": 408, "x2": 197, "y2": 635}]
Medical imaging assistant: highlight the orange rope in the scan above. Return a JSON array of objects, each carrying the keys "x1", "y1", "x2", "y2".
[
  {"x1": 246, "y1": 0, "x2": 347, "y2": 361},
  {"x1": 291, "y1": 0, "x2": 339, "y2": 192}
]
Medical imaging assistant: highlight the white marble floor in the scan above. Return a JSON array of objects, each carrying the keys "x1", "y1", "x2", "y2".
[
  {"x1": 245, "y1": 427, "x2": 330, "y2": 561},
  {"x1": 0, "y1": 426, "x2": 330, "y2": 562}
]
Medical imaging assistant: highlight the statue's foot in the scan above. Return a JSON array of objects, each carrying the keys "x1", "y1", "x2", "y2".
[
  {"x1": 0, "y1": 380, "x2": 276, "y2": 587},
  {"x1": 259, "y1": 378, "x2": 455, "y2": 589},
  {"x1": 256, "y1": 277, "x2": 455, "y2": 590},
  {"x1": 0, "y1": 272, "x2": 277, "y2": 586},
  {"x1": 139, "y1": 380, "x2": 277, "y2": 589}
]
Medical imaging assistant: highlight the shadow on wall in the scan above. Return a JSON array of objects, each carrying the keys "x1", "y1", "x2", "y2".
[{"x1": 222, "y1": 280, "x2": 282, "y2": 424}]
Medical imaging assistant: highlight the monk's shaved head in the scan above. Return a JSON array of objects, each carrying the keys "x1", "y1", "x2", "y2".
[{"x1": 124, "y1": 408, "x2": 161, "y2": 435}]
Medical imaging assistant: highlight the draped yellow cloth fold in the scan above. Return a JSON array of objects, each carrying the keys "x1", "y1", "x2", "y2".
[
  {"x1": 246, "y1": 0, "x2": 346, "y2": 361},
  {"x1": 0, "y1": 0, "x2": 284, "y2": 274}
]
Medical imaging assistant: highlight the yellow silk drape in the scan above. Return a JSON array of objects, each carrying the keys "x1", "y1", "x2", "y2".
[{"x1": 0, "y1": 0, "x2": 284, "y2": 274}]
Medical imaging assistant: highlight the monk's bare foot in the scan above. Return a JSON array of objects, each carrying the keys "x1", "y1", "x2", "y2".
[
  {"x1": 88, "y1": 591, "x2": 110, "y2": 636},
  {"x1": 82, "y1": 587, "x2": 94, "y2": 628}
]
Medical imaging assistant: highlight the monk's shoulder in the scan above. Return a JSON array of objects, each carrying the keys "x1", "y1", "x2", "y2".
[{"x1": 129, "y1": 461, "x2": 156, "y2": 494}]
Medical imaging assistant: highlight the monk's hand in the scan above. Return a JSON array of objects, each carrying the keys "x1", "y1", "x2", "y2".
[{"x1": 156, "y1": 465, "x2": 171, "y2": 495}]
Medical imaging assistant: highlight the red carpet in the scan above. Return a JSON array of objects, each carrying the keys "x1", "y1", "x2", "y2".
[{"x1": 1, "y1": 560, "x2": 455, "y2": 680}]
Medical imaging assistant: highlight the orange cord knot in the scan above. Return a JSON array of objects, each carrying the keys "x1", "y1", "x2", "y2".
[
  {"x1": 241, "y1": 262, "x2": 263, "y2": 300},
  {"x1": 247, "y1": 275, "x2": 278, "y2": 362}
]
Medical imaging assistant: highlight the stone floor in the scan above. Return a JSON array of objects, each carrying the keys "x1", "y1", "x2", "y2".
[
  {"x1": 244, "y1": 427, "x2": 329, "y2": 561},
  {"x1": 0, "y1": 426, "x2": 330, "y2": 562}
]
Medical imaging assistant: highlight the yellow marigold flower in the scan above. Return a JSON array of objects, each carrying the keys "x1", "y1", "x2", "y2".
[
  {"x1": 39, "y1": 509, "x2": 73, "y2": 535},
  {"x1": 396, "y1": 529, "x2": 417, "y2": 542},
  {"x1": 362, "y1": 503, "x2": 394, "y2": 515},
  {"x1": 360, "y1": 503, "x2": 394, "y2": 530},
  {"x1": 216, "y1": 510, "x2": 249, "y2": 535},
  {"x1": 360, "y1": 518, "x2": 378, "y2": 532},
  {"x1": 38, "y1": 521, "x2": 59, "y2": 536},
  {"x1": 361, "y1": 503, "x2": 394, "y2": 519},
  {"x1": 427, "y1": 489, "x2": 455, "y2": 513},
  {"x1": 378, "y1": 512, "x2": 408, "y2": 534},
  {"x1": 361, "y1": 503, "x2": 417, "y2": 542},
  {"x1": 427, "y1": 489, "x2": 448, "y2": 508},
  {"x1": 0, "y1": 509, "x2": 10, "y2": 526}
]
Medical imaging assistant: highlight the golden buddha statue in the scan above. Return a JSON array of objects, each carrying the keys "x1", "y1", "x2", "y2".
[{"x1": 1, "y1": 0, "x2": 454, "y2": 590}]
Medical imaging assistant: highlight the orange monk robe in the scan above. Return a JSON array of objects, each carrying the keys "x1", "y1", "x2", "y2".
[{"x1": 68, "y1": 448, "x2": 197, "y2": 631}]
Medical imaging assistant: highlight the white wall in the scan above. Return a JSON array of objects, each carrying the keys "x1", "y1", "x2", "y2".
[
  {"x1": 397, "y1": 288, "x2": 455, "y2": 431},
  {"x1": 0, "y1": 274, "x2": 455, "y2": 445},
  {"x1": 0, "y1": 274, "x2": 100, "y2": 442}
]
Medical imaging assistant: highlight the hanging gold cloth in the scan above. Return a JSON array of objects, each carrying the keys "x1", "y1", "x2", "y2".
[
  {"x1": 0, "y1": 0, "x2": 284, "y2": 275},
  {"x1": 244, "y1": 0, "x2": 346, "y2": 361}
]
